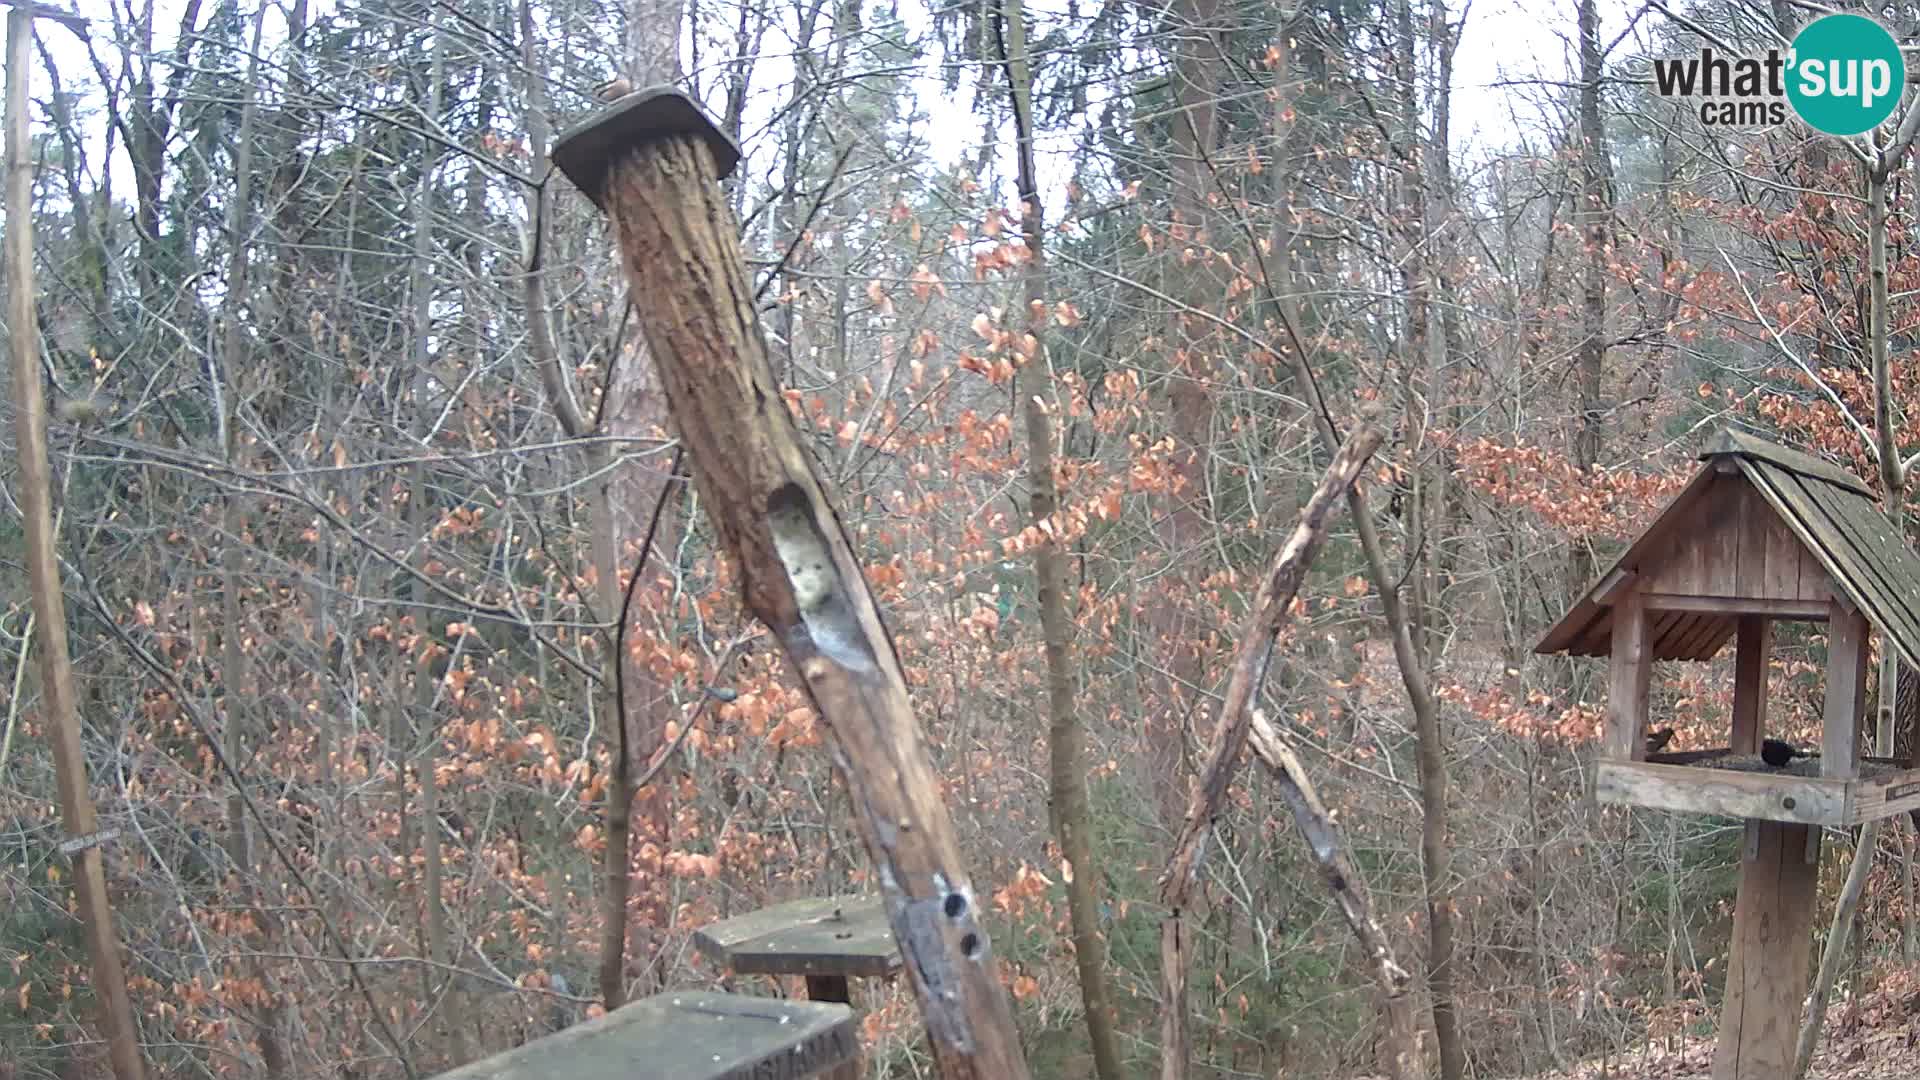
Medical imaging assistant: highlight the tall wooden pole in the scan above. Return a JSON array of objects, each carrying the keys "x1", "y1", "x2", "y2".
[
  {"x1": 5, "y1": 6, "x2": 146, "y2": 1078},
  {"x1": 552, "y1": 90, "x2": 1030, "y2": 1079}
]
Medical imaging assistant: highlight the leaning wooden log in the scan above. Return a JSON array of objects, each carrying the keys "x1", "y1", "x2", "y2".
[
  {"x1": 1155, "y1": 420, "x2": 1384, "y2": 1080},
  {"x1": 1246, "y1": 708, "x2": 1427, "y2": 1080},
  {"x1": 551, "y1": 88, "x2": 1031, "y2": 1079}
]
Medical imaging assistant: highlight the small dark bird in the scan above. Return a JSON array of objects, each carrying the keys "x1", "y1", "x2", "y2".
[
  {"x1": 1761, "y1": 738, "x2": 1801, "y2": 768},
  {"x1": 1644, "y1": 727, "x2": 1676, "y2": 755}
]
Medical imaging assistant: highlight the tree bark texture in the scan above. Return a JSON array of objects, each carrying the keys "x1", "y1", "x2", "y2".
[
  {"x1": 1570, "y1": 0, "x2": 1614, "y2": 600},
  {"x1": 1147, "y1": 0, "x2": 1225, "y2": 830}
]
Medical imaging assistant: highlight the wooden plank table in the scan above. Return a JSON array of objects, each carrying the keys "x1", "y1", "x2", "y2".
[
  {"x1": 431, "y1": 990, "x2": 856, "y2": 1080},
  {"x1": 694, "y1": 897, "x2": 901, "y2": 1079},
  {"x1": 693, "y1": 895, "x2": 901, "y2": 1003}
]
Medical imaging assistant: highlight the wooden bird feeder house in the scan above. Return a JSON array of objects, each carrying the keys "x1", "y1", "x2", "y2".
[{"x1": 1537, "y1": 426, "x2": 1920, "y2": 1078}]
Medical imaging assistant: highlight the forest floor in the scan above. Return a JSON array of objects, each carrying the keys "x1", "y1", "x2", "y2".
[{"x1": 1511, "y1": 983, "x2": 1920, "y2": 1078}]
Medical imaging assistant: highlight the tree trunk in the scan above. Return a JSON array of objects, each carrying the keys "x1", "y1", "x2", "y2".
[
  {"x1": 523, "y1": 0, "x2": 686, "y2": 1010},
  {"x1": 1570, "y1": 0, "x2": 1613, "y2": 599},
  {"x1": 602, "y1": 3, "x2": 687, "y2": 1009},
  {"x1": 1149, "y1": 0, "x2": 1224, "y2": 830},
  {"x1": 5, "y1": 11, "x2": 147, "y2": 1077},
  {"x1": 406, "y1": 15, "x2": 466, "y2": 1060},
  {"x1": 999, "y1": 4, "x2": 1124, "y2": 1077},
  {"x1": 217, "y1": 8, "x2": 290, "y2": 1072},
  {"x1": 1394, "y1": 0, "x2": 1433, "y2": 669},
  {"x1": 1797, "y1": 152, "x2": 1913, "y2": 1078}
]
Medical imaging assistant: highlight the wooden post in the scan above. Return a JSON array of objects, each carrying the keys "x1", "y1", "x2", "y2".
[
  {"x1": 803, "y1": 974, "x2": 852, "y2": 1004},
  {"x1": 4, "y1": 7, "x2": 145, "y2": 1080},
  {"x1": 1823, "y1": 603, "x2": 1869, "y2": 780},
  {"x1": 802, "y1": 976, "x2": 858, "y2": 1080},
  {"x1": 1608, "y1": 592, "x2": 1652, "y2": 761},
  {"x1": 551, "y1": 90, "x2": 1029, "y2": 1079},
  {"x1": 1730, "y1": 616, "x2": 1770, "y2": 755},
  {"x1": 1712, "y1": 822, "x2": 1820, "y2": 1080}
]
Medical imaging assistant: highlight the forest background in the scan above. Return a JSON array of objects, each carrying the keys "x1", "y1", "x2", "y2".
[{"x1": 4, "y1": 0, "x2": 1920, "y2": 1077}]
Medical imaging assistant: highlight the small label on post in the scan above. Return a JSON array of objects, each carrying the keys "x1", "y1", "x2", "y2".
[{"x1": 58, "y1": 829, "x2": 119, "y2": 857}]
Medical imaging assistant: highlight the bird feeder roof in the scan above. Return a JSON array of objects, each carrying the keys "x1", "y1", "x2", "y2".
[{"x1": 1536, "y1": 427, "x2": 1920, "y2": 670}]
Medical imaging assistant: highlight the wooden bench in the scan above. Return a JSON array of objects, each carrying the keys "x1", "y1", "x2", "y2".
[
  {"x1": 433, "y1": 990, "x2": 856, "y2": 1080},
  {"x1": 693, "y1": 895, "x2": 900, "y2": 1005},
  {"x1": 693, "y1": 896, "x2": 901, "y2": 1079}
]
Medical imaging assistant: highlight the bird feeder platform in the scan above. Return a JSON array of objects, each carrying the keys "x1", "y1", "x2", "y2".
[
  {"x1": 1602, "y1": 750, "x2": 1920, "y2": 827},
  {"x1": 693, "y1": 895, "x2": 901, "y2": 1004},
  {"x1": 1538, "y1": 427, "x2": 1920, "y2": 1079},
  {"x1": 430, "y1": 989, "x2": 856, "y2": 1080},
  {"x1": 693, "y1": 896, "x2": 899, "y2": 1080}
]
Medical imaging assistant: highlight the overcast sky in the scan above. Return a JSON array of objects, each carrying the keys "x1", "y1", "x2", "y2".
[{"x1": 30, "y1": 0, "x2": 1638, "y2": 221}]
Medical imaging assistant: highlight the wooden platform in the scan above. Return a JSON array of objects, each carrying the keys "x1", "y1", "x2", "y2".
[
  {"x1": 1598, "y1": 750, "x2": 1920, "y2": 826},
  {"x1": 432, "y1": 990, "x2": 856, "y2": 1080},
  {"x1": 693, "y1": 896, "x2": 901, "y2": 980}
]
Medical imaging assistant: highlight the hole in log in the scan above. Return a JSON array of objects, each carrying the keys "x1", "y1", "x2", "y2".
[
  {"x1": 944, "y1": 892, "x2": 967, "y2": 919},
  {"x1": 959, "y1": 932, "x2": 981, "y2": 959},
  {"x1": 1782, "y1": 796, "x2": 1797, "y2": 810},
  {"x1": 767, "y1": 484, "x2": 834, "y2": 614},
  {"x1": 765, "y1": 482, "x2": 878, "y2": 675}
]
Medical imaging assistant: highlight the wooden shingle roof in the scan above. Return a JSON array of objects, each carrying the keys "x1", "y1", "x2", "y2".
[{"x1": 1536, "y1": 427, "x2": 1920, "y2": 671}]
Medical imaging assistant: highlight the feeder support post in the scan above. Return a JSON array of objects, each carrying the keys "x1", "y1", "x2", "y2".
[{"x1": 551, "y1": 89, "x2": 1031, "y2": 1080}]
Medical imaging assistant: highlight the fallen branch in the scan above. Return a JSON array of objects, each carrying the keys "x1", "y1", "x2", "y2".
[
  {"x1": 1157, "y1": 417, "x2": 1384, "y2": 1080},
  {"x1": 1247, "y1": 707, "x2": 1427, "y2": 1079}
]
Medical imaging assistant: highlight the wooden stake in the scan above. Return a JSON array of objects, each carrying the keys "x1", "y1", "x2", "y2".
[
  {"x1": 4, "y1": 7, "x2": 144, "y2": 1078},
  {"x1": 552, "y1": 90, "x2": 1028, "y2": 1079}
]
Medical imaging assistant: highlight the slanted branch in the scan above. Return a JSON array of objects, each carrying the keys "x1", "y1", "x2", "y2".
[
  {"x1": 1155, "y1": 421, "x2": 1386, "y2": 1080},
  {"x1": 551, "y1": 90, "x2": 1029, "y2": 1079},
  {"x1": 1247, "y1": 708, "x2": 1426, "y2": 1080}
]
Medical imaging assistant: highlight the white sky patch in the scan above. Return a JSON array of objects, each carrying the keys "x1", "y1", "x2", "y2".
[{"x1": 35, "y1": 0, "x2": 1632, "y2": 239}]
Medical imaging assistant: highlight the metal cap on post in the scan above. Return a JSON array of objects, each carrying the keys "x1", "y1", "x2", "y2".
[{"x1": 551, "y1": 87, "x2": 741, "y2": 210}]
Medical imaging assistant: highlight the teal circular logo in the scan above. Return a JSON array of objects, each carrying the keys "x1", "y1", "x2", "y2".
[{"x1": 1787, "y1": 14, "x2": 1905, "y2": 136}]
